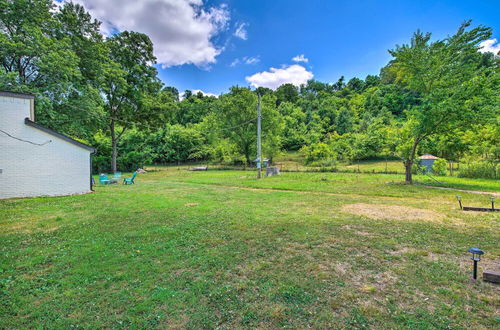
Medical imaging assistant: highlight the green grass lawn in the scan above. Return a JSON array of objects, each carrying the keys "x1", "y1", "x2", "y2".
[{"x1": 1, "y1": 169, "x2": 499, "y2": 328}]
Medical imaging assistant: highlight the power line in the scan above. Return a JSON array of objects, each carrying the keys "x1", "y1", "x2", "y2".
[
  {"x1": 0, "y1": 129, "x2": 52, "y2": 146},
  {"x1": 43, "y1": 101, "x2": 166, "y2": 130},
  {"x1": 109, "y1": 116, "x2": 162, "y2": 130},
  {"x1": 219, "y1": 117, "x2": 258, "y2": 131},
  {"x1": 37, "y1": 98, "x2": 258, "y2": 132}
]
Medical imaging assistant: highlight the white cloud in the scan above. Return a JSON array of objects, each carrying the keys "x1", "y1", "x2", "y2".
[
  {"x1": 233, "y1": 23, "x2": 248, "y2": 40},
  {"x1": 229, "y1": 58, "x2": 240, "y2": 67},
  {"x1": 180, "y1": 89, "x2": 218, "y2": 99},
  {"x1": 193, "y1": 89, "x2": 218, "y2": 97},
  {"x1": 61, "y1": 0, "x2": 230, "y2": 68},
  {"x1": 292, "y1": 54, "x2": 309, "y2": 63},
  {"x1": 229, "y1": 56, "x2": 259, "y2": 67},
  {"x1": 244, "y1": 56, "x2": 259, "y2": 65},
  {"x1": 479, "y1": 38, "x2": 500, "y2": 55},
  {"x1": 246, "y1": 64, "x2": 313, "y2": 89}
]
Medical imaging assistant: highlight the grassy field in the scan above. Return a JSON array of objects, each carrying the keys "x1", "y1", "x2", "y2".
[
  {"x1": 272, "y1": 152, "x2": 407, "y2": 173},
  {"x1": 272, "y1": 152, "x2": 468, "y2": 177},
  {"x1": 1, "y1": 168, "x2": 499, "y2": 328}
]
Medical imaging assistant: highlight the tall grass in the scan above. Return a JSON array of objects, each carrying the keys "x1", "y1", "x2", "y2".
[{"x1": 457, "y1": 161, "x2": 498, "y2": 179}]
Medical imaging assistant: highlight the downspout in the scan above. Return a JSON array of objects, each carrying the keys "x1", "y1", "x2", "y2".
[{"x1": 90, "y1": 152, "x2": 95, "y2": 192}]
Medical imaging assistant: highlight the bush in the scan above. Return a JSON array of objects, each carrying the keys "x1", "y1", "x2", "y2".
[
  {"x1": 458, "y1": 161, "x2": 498, "y2": 179},
  {"x1": 411, "y1": 162, "x2": 427, "y2": 174},
  {"x1": 160, "y1": 125, "x2": 205, "y2": 163},
  {"x1": 205, "y1": 139, "x2": 247, "y2": 165},
  {"x1": 118, "y1": 151, "x2": 152, "y2": 172},
  {"x1": 311, "y1": 158, "x2": 337, "y2": 168},
  {"x1": 300, "y1": 143, "x2": 336, "y2": 166},
  {"x1": 432, "y1": 158, "x2": 448, "y2": 176},
  {"x1": 92, "y1": 155, "x2": 111, "y2": 173}
]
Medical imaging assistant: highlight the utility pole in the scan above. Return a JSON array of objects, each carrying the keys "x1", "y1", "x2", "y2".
[{"x1": 257, "y1": 93, "x2": 262, "y2": 179}]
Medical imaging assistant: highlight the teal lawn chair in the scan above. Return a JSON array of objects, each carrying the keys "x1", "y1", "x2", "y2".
[
  {"x1": 123, "y1": 172, "x2": 137, "y2": 185},
  {"x1": 99, "y1": 174, "x2": 111, "y2": 185}
]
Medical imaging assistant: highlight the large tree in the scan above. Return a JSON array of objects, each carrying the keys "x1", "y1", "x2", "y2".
[
  {"x1": 217, "y1": 87, "x2": 282, "y2": 164},
  {"x1": 0, "y1": 0, "x2": 106, "y2": 138},
  {"x1": 0, "y1": 0, "x2": 78, "y2": 90},
  {"x1": 385, "y1": 21, "x2": 498, "y2": 183},
  {"x1": 0, "y1": 0, "x2": 79, "y2": 110},
  {"x1": 101, "y1": 31, "x2": 164, "y2": 172},
  {"x1": 275, "y1": 83, "x2": 298, "y2": 106},
  {"x1": 50, "y1": 1, "x2": 108, "y2": 138}
]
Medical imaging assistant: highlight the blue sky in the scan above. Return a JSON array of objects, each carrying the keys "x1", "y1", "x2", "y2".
[{"x1": 60, "y1": 1, "x2": 500, "y2": 95}]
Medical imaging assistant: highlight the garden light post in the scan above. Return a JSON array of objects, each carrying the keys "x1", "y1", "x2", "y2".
[
  {"x1": 456, "y1": 196, "x2": 462, "y2": 210},
  {"x1": 490, "y1": 197, "x2": 495, "y2": 211},
  {"x1": 468, "y1": 248, "x2": 484, "y2": 280}
]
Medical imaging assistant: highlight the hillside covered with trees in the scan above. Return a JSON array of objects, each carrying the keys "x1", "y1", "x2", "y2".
[{"x1": 1, "y1": 0, "x2": 498, "y2": 183}]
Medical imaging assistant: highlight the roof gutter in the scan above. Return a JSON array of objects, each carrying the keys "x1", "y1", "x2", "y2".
[{"x1": 24, "y1": 118, "x2": 95, "y2": 152}]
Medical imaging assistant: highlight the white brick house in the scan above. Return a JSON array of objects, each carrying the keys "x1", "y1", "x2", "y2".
[{"x1": 0, "y1": 91, "x2": 95, "y2": 199}]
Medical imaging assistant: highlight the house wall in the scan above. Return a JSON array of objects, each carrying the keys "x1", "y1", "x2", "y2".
[{"x1": 0, "y1": 95, "x2": 92, "y2": 199}]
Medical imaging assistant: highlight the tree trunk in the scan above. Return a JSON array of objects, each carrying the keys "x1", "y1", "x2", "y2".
[
  {"x1": 404, "y1": 138, "x2": 420, "y2": 184},
  {"x1": 404, "y1": 160, "x2": 413, "y2": 184},
  {"x1": 243, "y1": 144, "x2": 251, "y2": 165},
  {"x1": 111, "y1": 120, "x2": 117, "y2": 173}
]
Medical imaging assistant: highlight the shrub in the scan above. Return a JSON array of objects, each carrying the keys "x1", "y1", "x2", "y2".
[
  {"x1": 205, "y1": 139, "x2": 247, "y2": 165},
  {"x1": 118, "y1": 151, "x2": 152, "y2": 172},
  {"x1": 411, "y1": 162, "x2": 426, "y2": 174},
  {"x1": 92, "y1": 155, "x2": 111, "y2": 173},
  {"x1": 300, "y1": 143, "x2": 336, "y2": 166},
  {"x1": 458, "y1": 161, "x2": 498, "y2": 179},
  {"x1": 432, "y1": 158, "x2": 448, "y2": 176},
  {"x1": 160, "y1": 125, "x2": 205, "y2": 163},
  {"x1": 311, "y1": 158, "x2": 337, "y2": 168}
]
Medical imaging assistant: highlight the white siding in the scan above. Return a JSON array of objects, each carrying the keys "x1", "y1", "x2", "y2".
[{"x1": 0, "y1": 95, "x2": 92, "y2": 199}]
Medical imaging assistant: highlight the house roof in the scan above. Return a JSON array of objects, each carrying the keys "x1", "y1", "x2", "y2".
[
  {"x1": 25, "y1": 118, "x2": 95, "y2": 152},
  {"x1": 0, "y1": 91, "x2": 35, "y2": 99},
  {"x1": 420, "y1": 154, "x2": 438, "y2": 160}
]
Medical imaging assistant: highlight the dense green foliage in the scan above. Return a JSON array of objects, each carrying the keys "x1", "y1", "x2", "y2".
[
  {"x1": 458, "y1": 161, "x2": 498, "y2": 180},
  {"x1": 432, "y1": 158, "x2": 448, "y2": 176},
  {"x1": 1, "y1": 2, "x2": 498, "y2": 177}
]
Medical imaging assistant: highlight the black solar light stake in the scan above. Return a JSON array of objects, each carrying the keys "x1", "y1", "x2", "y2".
[
  {"x1": 490, "y1": 197, "x2": 495, "y2": 211},
  {"x1": 456, "y1": 196, "x2": 462, "y2": 210},
  {"x1": 468, "y1": 248, "x2": 484, "y2": 280}
]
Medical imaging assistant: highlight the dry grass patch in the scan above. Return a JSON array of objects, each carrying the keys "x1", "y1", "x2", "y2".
[
  {"x1": 342, "y1": 203, "x2": 445, "y2": 222},
  {"x1": 457, "y1": 255, "x2": 500, "y2": 274},
  {"x1": 388, "y1": 247, "x2": 420, "y2": 256},
  {"x1": 4, "y1": 219, "x2": 61, "y2": 234}
]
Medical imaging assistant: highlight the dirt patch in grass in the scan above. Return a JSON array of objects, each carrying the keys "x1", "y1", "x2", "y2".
[
  {"x1": 184, "y1": 202, "x2": 199, "y2": 207},
  {"x1": 388, "y1": 247, "x2": 419, "y2": 256},
  {"x1": 456, "y1": 255, "x2": 500, "y2": 274},
  {"x1": 341, "y1": 203, "x2": 444, "y2": 222}
]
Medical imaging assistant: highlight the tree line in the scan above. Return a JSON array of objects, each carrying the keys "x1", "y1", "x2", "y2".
[{"x1": 1, "y1": 1, "x2": 498, "y2": 183}]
